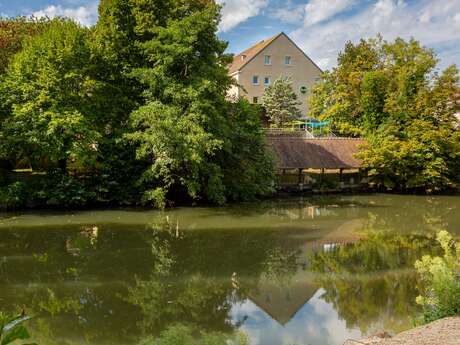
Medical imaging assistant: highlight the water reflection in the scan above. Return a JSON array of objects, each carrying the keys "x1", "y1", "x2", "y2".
[
  {"x1": 231, "y1": 289, "x2": 362, "y2": 345},
  {"x1": 0, "y1": 195, "x2": 459, "y2": 345}
]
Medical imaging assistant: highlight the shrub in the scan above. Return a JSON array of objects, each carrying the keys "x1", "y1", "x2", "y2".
[
  {"x1": 414, "y1": 230, "x2": 460, "y2": 323},
  {"x1": 0, "y1": 181, "x2": 28, "y2": 209},
  {"x1": 34, "y1": 172, "x2": 96, "y2": 208}
]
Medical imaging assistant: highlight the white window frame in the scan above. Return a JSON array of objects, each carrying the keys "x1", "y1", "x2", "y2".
[
  {"x1": 264, "y1": 55, "x2": 271, "y2": 65},
  {"x1": 252, "y1": 75, "x2": 259, "y2": 85},
  {"x1": 285, "y1": 55, "x2": 292, "y2": 66}
]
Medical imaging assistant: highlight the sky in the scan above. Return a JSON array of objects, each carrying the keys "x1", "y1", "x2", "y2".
[{"x1": 1, "y1": 0, "x2": 459, "y2": 71}]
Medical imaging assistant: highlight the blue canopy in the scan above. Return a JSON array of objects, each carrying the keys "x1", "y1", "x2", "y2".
[{"x1": 305, "y1": 120, "x2": 329, "y2": 128}]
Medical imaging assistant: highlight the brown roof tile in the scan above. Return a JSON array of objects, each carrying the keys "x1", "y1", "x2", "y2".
[
  {"x1": 267, "y1": 136, "x2": 367, "y2": 169},
  {"x1": 228, "y1": 33, "x2": 282, "y2": 74}
]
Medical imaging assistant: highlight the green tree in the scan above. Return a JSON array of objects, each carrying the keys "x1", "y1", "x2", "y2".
[
  {"x1": 1, "y1": 1, "x2": 274, "y2": 209},
  {"x1": 218, "y1": 99, "x2": 274, "y2": 202},
  {"x1": 309, "y1": 36, "x2": 460, "y2": 191},
  {"x1": 262, "y1": 77, "x2": 301, "y2": 127},
  {"x1": 0, "y1": 17, "x2": 49, "y2": 75},
  {"x1": 0, "y1": 17, "x2": 143, "y2": 206},
  {"x1": 0, "y1": 17, "x2": 49, "y2": 173},
  {"x1": 101, "y1": 0, "x2": 274, "y2": 207},
  {"x1": 0, "y1": 20, "x2": 101, "y2": 172}
]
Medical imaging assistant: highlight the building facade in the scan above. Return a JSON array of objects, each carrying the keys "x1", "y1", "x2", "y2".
[{"x1": 228, "y1": 32, "x2": 322, "y2": 115}]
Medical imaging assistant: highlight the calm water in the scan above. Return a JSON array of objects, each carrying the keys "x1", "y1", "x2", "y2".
[{"x1": 1, "y1": 194, "x2": 460, "y2": 345}]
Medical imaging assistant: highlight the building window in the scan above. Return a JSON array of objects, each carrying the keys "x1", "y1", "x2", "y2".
[
  {"x1": 285, "y1": 56, "x2": 292, "y2": 65},
  {"x1": 299, "y1": 86, "x2": 308, "y2": 94},
  {"x1": 241, "y1": 54, "x2": 247, "y2": 61},
  {"x1": 253, "y1": 96, "x2": 258, "y2": 104},
  {"x1": 264, "y1": 77, "x2": 270, "y2": 86},
  {"x1": 264, "y1": 55, "x2": 271, "y2": 65},
  {"x1": 252, "y1": 75, "x2": 259, "y2": 85}
]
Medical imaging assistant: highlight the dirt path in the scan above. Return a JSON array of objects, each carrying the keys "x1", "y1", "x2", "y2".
[{"x1": 343, "y1": 317, "x2": 460, "y2": 345}]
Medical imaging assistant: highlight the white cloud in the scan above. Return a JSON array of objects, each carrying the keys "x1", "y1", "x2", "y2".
[
  {"x1": 455, "y1": 12, "x2": 460, "y2": 29},
  {"x1": 270, "y1": 0, "x2": 305, "y2": 24},
  {"x1": 217, "y1": 0, "x2": 268, "y2": 32},
  {"x1": 304, "y1": 0, "x2": 355, "y2": 26},
  {"x1": 32, "y1": 2, "x2": 98, "y2": 27},
  {"x1": 290, "y1": 0, "x2": 460, "y2": 70},
  {"x1": 271, "y1": 6, "x2": 305, "y2": 24}
]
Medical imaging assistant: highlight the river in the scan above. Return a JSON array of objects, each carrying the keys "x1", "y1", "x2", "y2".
[{"x1": 1, "y1": 194, "x2": 459, "y2": 345}]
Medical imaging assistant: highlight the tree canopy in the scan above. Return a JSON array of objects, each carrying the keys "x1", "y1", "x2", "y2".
[
  {"x1": 262, "y1": 77, "x2": 302, "y2": 127},
  {"x1": 309, "y1": 36, "x2": 460, "y2": 191},
  {"x1": 0, "y1": 1, "x2": 274, "y2": 209},
  {"x1": 0, "y1": 17, "x2": 49, "y2": 75}
]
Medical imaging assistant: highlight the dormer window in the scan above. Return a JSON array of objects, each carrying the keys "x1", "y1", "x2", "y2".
[
  {"x1": 241, "y1": 54, "x2": 247, "y2": 61},
  {"x1": 264, "y1": 55, "x2": 271, "y2": 65},
  {"x1": 285, "y1": 56, "x2": 292, "y2": 65}
]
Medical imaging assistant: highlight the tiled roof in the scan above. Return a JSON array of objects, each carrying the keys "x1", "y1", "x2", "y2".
[
  {"x1": 228, "y1": 33, "x2": 282, "y2": 74},
  {"x1": 267, "y1": 136, "x2": 367, "y2": 169}
]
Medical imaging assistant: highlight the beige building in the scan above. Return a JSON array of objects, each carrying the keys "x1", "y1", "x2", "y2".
[{"x1": 228, "y1": 32, "x2": 322, "y2": 115}]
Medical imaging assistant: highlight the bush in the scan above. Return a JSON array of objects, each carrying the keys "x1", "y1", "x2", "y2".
[
  {"x1": 415, "y1": 230, "x2": 460, "y2": 323},
  {"x1": 0, "y1": 181, "x2": 28, "y2": 209},
  {"x1": 33, "y1": 172, "x2": 96, "y2": 208}
]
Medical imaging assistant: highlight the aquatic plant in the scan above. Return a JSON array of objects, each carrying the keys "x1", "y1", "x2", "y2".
[
  {"x1": 0, "y1": 312, "x2": 36, "y2": 345},
  {"x1": 415, "y1": 230, "x2": 460, "y2": 323}
]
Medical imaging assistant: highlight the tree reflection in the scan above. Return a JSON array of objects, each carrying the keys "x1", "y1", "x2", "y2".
[
  {"x1": 308, "y1": 232, "x2": 441, "y2": 333},
  {"x1": 3, "y1": 197, "x2": 457, "y2": 344},
  {"x1": 126, "y1": 216, "x2": 302, "y2": 341},
  {"x1": 0, "y1": 225, "x2": 147, "y2": 345}
]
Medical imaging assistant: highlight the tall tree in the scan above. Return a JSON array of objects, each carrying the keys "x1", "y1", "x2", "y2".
[
  {"x1": 1, "y1": 1, "x2": 274, "y2": 208},
  {"x1": 0, "y1": 17, "x2": 49, "y2": 172},
  {"x1": 1, "y1": 20, "x2": 102, "y2": 172},
  {"x1": 0, "y1": 17, "x2": 49, "y2": 75},
  {"x1": 98, "y1": 0, "x2": 274, "y2": 207},
  {"x1": 262, "y1": 78, "x2": 302, "y2": 127},
  {"x1": 309, "y1": 36, "x2": 460, "y2": 191}
]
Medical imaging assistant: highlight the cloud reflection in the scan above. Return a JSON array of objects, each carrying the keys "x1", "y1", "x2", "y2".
[{"x1": 230, "y1": 289, "x2": 363, "y2": 345}]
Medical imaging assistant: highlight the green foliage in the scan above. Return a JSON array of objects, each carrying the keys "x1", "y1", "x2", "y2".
[
  {"x1": 0, "y1": 2, "x2": 274, "y2": 209},
  {"x1": 0, "y1": 19, "x2": 101, "y2": 171},
  {"x1": 0, "y1": 181, "x2": 28, "y2": 209},
  {"x1": 121, "y1": 0, "x2": 273, "y2": 207},
  {"x1": 0, "y1": 17, "x2": 49, "y2": 75},
  {"x1": 0, "y1": 313, "x2": 37, "y2": 345},
  {"x1": 34, "y1": 172, "x2": 96, "y2": 207},
  {"x1": 309, "y1": 36, "x2": 460, "y2": 191},
  {"x1": 262, "y1": 78, "x2": 302, "y2": 127},
  {"x1": 415, "y1": 230, "x2": 460, "y2": 323},
  {"x1": 357, "y1": 122, "x2": 460, "y2": 191},
  {"x1": 219, "y1": 99, "x2": 275, "y2": 202}
]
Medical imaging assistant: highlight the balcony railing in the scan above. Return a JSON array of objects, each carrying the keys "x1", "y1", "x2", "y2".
[{"x1": 264, "y1": 128, "x2": 336, "y2": 138}]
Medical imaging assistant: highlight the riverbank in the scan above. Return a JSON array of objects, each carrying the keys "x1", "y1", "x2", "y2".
[{"x1": 344, "y1": 317, "x2": 460, "y2": 345}]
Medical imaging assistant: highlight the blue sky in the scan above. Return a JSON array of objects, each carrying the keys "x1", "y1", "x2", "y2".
[{"x1": 2, "y1": 0, "x2": 459, "y2": 70}]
